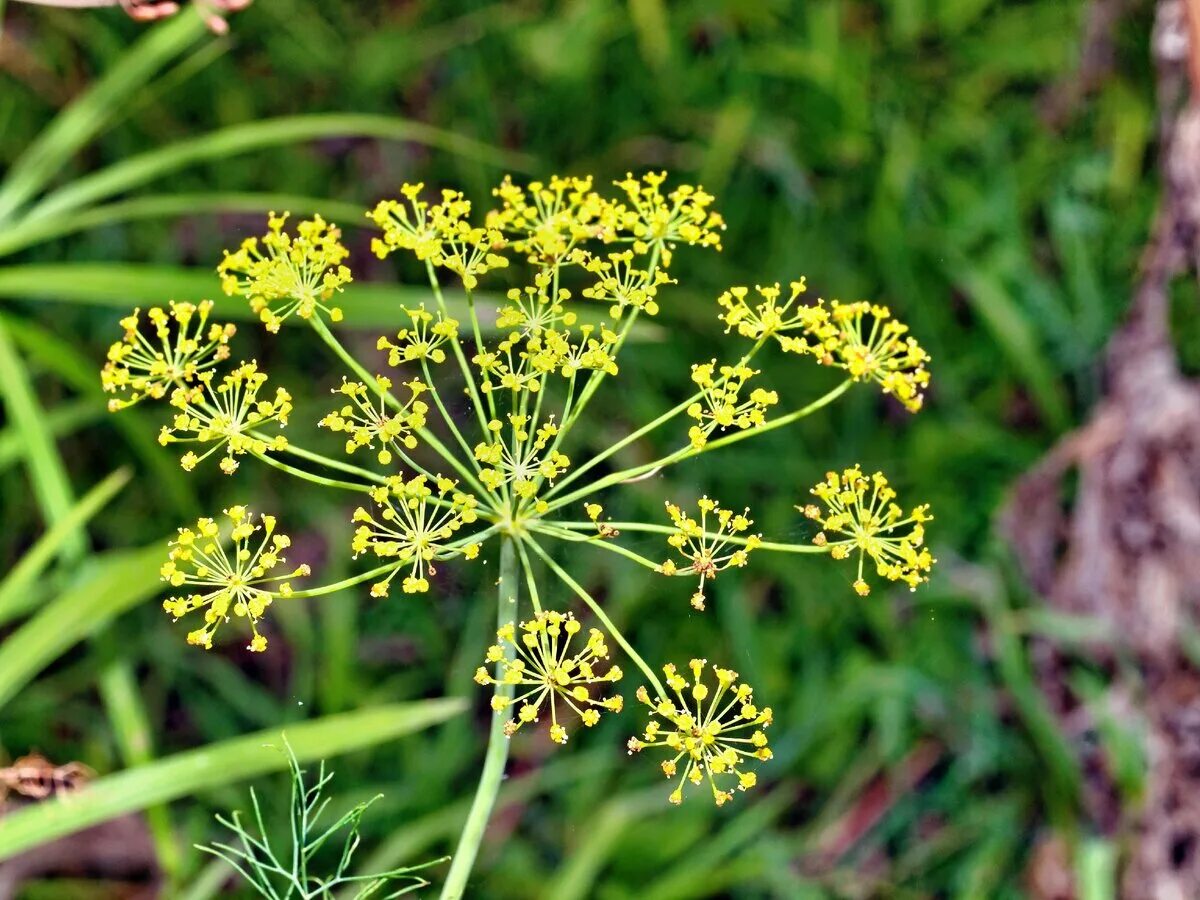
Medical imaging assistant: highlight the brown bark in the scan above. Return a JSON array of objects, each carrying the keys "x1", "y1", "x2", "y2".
[{"x1": 1004, "y1": 2, "x2": 1200, "y2": 896}]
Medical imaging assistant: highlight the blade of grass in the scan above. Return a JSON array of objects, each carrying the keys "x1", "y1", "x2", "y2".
[
  {"x1": 25, "y1": 114, "x2": 536, "y2": 221},
  {"x1": 0, "y1": 698, "x2": 467, "y2": 860},
  {"x1": 0, "y1": 10, "x2": 207, "y2": 222},
  {"x1": 177, "y1": 858, "x2": 234, "y2": 900},
  {"x1": 0, "y1": 541, "x2": 166, "y2": 710},
  {"x1": 0, "y1": 193, "x2": 367, "y2": 258},
  {"x1": 0, "y1": 397, "x2": 101, "y2": 472},
  {"x1": 946, "y1": 255, "x2": 1070, "y2": 431},
  {"x1": 0, "y1": 263, "x2": 660, "y2": 338},
  {"x1": 98, "y1": 657, "x2": 181, "y2": 882},
  {"x1": 640, "y1": 788, "x2": 793, "y2": 900},
  {"x1": 0, "y1": 467, "x2": 130, "y2": 625},
  {"x1": 544, "y1": 790, "x2": 663, "y2": 900},
  {"x1": 0, "y1": 317, "x2": 85, "y2": 562}
]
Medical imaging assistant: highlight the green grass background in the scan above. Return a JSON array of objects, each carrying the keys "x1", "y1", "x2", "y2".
[{"x1": 0, "y1": 1, "x2": 1167, "y2": 896}]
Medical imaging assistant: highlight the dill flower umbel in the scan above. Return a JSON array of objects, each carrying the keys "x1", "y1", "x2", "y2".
[
  {"x1": 377, "y1": 306, "x2": 459, "y2": 365},
  {"x1": 800, "y1": 301, "x2": 930, "y2": 412},
  {"x1": 369, "y1": 185, "x2": 509, "y2": 289},
  {"x1": 613, "y1": 172, "x2": 724, "y2": 258},
  {"x1": 660, "y1": 498, "x2": 760, "y2": 610},
  {"x1": 581, "y1": 250, "x2": 674, "y2": 319},
  {"x1": 217, "y1": 213, "x2": 351, "y2": 332},
  {"x1": 159, "y1": 361, "x2": 292, "y2": 474},
  {"x1": 475, "y1": 610, "x2": 623, "y2": 744},
  {"x1": 716, "y1": 280, "x2": 818, "y2": 344},
  {"x1": 715, "y1": 282, "x2": 931, "y2": 413},
  {"x1": 101, "y1": 301, "x2": 236, "y2": 410},
  {"x1": 160, "y1": 506, "x2": 309, "y2": 652},
  {"x1": 686, "y1": 361, "x2": 777, "y2": 450},
  {"x1": 805, "y1": 466, "x2": 934, "y2": 595},
  {"x1": 628, "y1": 659, "x2": 772, "y2": 806},
  {"x1": 102, "y1": 170, "x2": 937, "y2": 890},
  {"x1": 318, "y1": 377, "x2": 428, "y2": 465},
  {"x1": 474, "y1": 416, "x2": 570, "y2": 499},
  {"x1": 488, "y1": 174, "x2": 612, "y2": 262},
  {"x1": 350, "y1": 474, "x2": 481, "y2": 596}
]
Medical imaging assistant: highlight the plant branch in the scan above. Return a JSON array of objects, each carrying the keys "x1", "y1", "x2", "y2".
[{"x1": 439, "y1": 535, "x2": 520, "y2": 899}]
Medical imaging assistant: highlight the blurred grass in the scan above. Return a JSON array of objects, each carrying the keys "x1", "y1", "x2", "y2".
[{"x1": 0, "y1": 0, "x2": 1160, "y2": 897}]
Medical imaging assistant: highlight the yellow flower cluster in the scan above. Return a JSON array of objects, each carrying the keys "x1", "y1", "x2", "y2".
[
  {"x1": 101, "y1": 301, "x2": 235, "y2": 411},
  {"x1": 475, "y1": 315, "x2": 619, "y2": 396},
  {"x1": 160, "y1": 507, "x2": 309, "y2": 652},
  {"x1": 628, "y1": 659, "x2": 772, "y2": 806},
  {"x1": 717, "y1": 281, "x2": 930, "y2": 413},
  {"x1": 805, "y1": 466, "x2": 934, "y2": 595},
  {"x1": 351, "y1": 474, "x2": 481, "y2": 596},
  {"x1": 217, "y1": 213, "x2": 351, "y2": 333},
  {"x1": 495, "y1": 279, "x2": 576, "y2": 337},
  {"x1": 377, "y1": 306, "x2": 459, "y2": 365},
  {"x1": 660, "y1": 498, "x2": 760, "y2": 610},
  {"x1": 369, "y1": 184, "x2": 510, "y2": 289},
  {"x1": 685, "y1": 361, "x2": 777, "y2": 450},
  {"x1": 613, "y1": 172, "x2": 725, "y2": 259},
  {"x1": 804, "y1": 302, "x2": 931, "y2": 412},
  {"x1": 318, "y1": 377, "x2": 428, "y2": 465},
  {"x1": 474, "y1": 416, "x2": 570, "y2": 499},
  {"x1": 581, "y1": 251, "x2": 675, "y2": 319},
  {"x1": 716, "y1": 280, "x2": 818, "y2": 344},
  {"x1": 158, "y1": 361, "x2": 291, "y2": 474},
  {"x1": 488, "y1": 175, "x2": 612, "y2": 263},
  {"x1": 475, "y1": 610, "x2": 623, "y2": 744}
]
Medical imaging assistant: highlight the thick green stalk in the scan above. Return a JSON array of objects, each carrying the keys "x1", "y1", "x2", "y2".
[{"x1": 440, "y1": 536, "x2": 520, "y2": 900}]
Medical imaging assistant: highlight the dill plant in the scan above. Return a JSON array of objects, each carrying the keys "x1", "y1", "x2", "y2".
[
  {"x1": 200, "y1": 743, "x2": 442, "y2": 898},
  {"x1": 101, "y1": 173, "x2": 935, "y2": 896}
]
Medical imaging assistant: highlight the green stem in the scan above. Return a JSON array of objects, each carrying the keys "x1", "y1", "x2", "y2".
[
  {"x1": 522, "y1": 534, "x2": 666, "y2": 699},
  {"x1": 308, "y1": 316, "x2": 493, "y2": 503},
  {"x1": 544, "y1": 333, "x2": 770, "y2": 503},
  {"x1": 546, "y1": 380, "x2": 854, "y2": 512},
  {"x1": 252, "y1": 451, "x2": 373, "y2": 492},
  {"x1": 544, "y1": 447, "x2": 690, "y2": 514},
  {"x1": 282, "y1": 562, "x2": 400, "y2": 599},
  {"x1": 542, "y1": 392, "x2": 690, "y2": 501},
  {"x1": 421, "y1": 358, "x2": 484, "y2": 476},
  {"x1": 551, "y1": 521, "x2": 827, "y2": 554},
  {"x1": 530, "y1": 523, "x2": 663, "y2": 570},
  {"x1": 310, "y1": 314, "x2": 384, "y2": 396},
  {"x1": 440, "y1": 536, "x2": 520, "y2": 900},
  {"x1": 700, "y1": 379, "x2": 853, "y2": 453},
  {"x1": 273, "y1": 440, "x2": 388, "y2": 484},
  {"x1": 426, "y1": 261, "x2": 491, "y2": 435}
]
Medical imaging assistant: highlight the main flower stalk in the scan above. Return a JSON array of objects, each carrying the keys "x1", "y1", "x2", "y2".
[{"x1": 440, "y1": 536, "x2": 520, "y2": 900}]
